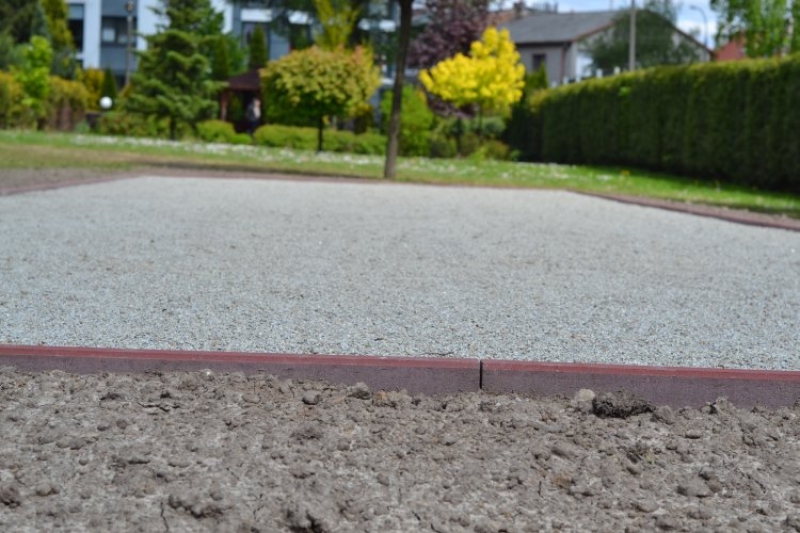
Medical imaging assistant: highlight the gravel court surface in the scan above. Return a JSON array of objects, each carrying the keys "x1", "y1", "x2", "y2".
[{"x1": 1, "y1": 175, "x2": 799, "y2": 370}]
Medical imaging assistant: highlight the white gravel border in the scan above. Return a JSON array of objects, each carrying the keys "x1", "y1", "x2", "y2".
[{"x1": 1, "y1": 175, "x2": 799, "y2": 370}]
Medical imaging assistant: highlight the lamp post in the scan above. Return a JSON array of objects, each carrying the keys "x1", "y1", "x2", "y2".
[
  {"x1": 125, "y1": 0, "x2": 135, "y2": 87},
  {"x1": 690, "y1": 5, "x2": 709, "y2": 51}
]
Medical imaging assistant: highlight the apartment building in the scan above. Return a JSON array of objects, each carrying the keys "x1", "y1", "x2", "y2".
[{"x1": 66, "y1": 0, "x2": 395, "y2": 87}]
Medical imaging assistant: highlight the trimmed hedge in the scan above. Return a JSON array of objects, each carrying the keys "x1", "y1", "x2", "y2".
[
  {"x1": 197, "y1": 120, "x2": 252, "y2": 145},
  {"x1": 253, "y1": 124, "x2": 385, "y2": 155},
  {"x1": 511, "y1": 55, "x2": 800, "y2": 193}
]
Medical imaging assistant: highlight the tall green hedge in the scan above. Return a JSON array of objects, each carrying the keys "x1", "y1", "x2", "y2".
[{"x1": 512, "y1": 55, "x2": 800, "y2": 193}]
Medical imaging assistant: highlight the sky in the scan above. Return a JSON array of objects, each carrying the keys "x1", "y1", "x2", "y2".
[{"x1": 556, "y1": 0, "x2": 720, "y2": 48}]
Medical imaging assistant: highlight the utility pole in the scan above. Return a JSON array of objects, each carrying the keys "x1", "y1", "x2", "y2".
[{"x1": 628, "y1": 0, "x2": 636, "y2": 71}]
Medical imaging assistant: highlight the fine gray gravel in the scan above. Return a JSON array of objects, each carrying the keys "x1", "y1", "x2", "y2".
[{"x1": 1, "y1": 175, "x2": 799, "y2": 370}]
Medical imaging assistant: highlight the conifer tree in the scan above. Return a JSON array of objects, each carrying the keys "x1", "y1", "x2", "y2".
[
  {"x1": 125, "y1": 0, "x2": 224, "y2": 139},
  {"x1": 211, "y1": 35, "x2": 230, "y2": 80},
  {"x1": 100, "y1": 67, "x2": 118, "y2": 101},
  {"x1": 248, "y1": 25, "x2": 268, "y2": 70}
]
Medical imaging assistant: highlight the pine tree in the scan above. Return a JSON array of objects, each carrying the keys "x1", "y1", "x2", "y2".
[
  {"x1": 248, "y1": 25, "x2": 268, "y2": 70},
  {"x1": 211, "y1": 35, "x2": 230, "y2": 80},
  {"x1": 101, "y1": 67, "x2": 118, "y2": 100},
  {"x1": 125, "y1": 0, "x2": 224, "y2": 139}
]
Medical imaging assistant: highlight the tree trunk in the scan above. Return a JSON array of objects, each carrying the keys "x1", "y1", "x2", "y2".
[
  {"x1": 317, "y1": 115, "x2": 324, "y2": 153},
  {"x1": 383, "y1": 0, "x2": 413, "y2": 179}
]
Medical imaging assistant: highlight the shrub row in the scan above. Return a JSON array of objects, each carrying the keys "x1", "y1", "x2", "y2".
[
  {"x1": 510, "y1": 56, "x2": 800, "y2": 193},
  {"x1": 253, "y1": 124, "x2": 386, "y2": 155},
  {"x1": 0, "y1": 72, "x2": 88, "y2": 129},
  {"x1": 196, "y1": 119, "x2": 251, "y2": 144}
]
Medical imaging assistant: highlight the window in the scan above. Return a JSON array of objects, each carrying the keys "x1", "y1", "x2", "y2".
[
  {"x1": 532, "y1": 53, "x2": 546, "y2": 71},
  {"x1": 68, "y1": 4, "x2": 84, "y2": 51},
  {"x1": 101, "y1": 17, "x2": 136, "y2": 45}
]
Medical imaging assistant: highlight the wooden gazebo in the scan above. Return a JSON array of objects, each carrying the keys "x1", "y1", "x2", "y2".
[{"x1": 219, "y1": 69, "x2": 262, "y2": 128}]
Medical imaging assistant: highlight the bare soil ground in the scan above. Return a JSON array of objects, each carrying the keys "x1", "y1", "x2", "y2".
[{"x1": 1, "y1": 368, "x2": 799, "y2": 533}]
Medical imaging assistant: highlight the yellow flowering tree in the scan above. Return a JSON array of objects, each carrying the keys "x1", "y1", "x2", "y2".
[{"x1": 419, "y1": 27, "x2": 525, "y2": 120}]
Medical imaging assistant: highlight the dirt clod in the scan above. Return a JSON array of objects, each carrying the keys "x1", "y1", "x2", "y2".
[
  {"x1": 0, "y1": 485, "x2": 21, "y2": 508},
  {"x1": 592, "y1": 390, "x2": 655, "y2": 418}
]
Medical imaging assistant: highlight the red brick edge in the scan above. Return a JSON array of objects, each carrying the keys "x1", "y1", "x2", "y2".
[
  {"x1": 578, "y1": 191, "x2": 800, "y2": 232},
  {"x1": 0, "y1": 344, "x2": 478, "y2": 396},
  {"x1": 3, "y1": 344, "x2": 800, "y2": 407},
  {"x1": 482, "y1": 360, "x2": 800, "y2": 409}
]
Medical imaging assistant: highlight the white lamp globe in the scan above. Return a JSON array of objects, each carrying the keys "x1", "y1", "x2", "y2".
[{"x1": 100, "y1": 96, "x2": 113, "y2": 110}]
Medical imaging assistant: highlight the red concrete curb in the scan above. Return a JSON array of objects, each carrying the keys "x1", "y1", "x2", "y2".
[
  {"x1": 579, "y1": 191, "x2": 800, "y2": 232},
  {"x1": 3, "y1": 344, "x2": 800, "y2": 408},
  {"x1": 482, "y1": 360, "x2": 800, "y2": 409},
  {"x1": 0, "y1": 344, "x2": 479, "y2": 396}
]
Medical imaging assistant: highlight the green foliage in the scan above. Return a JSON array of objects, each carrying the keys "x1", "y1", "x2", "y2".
[
  {"x1": 101, "y1": 67, "x2": 118, "y2": 101},
  {"x1": 0, "y1": 31, "x2": 22, "y2": 70},
  {"x1": 0, "y1": 0, "x2": 39, "y2": 47},
  {"x1": 197, "y1": 119, "x2": 238, "y2": 143},
  {"x1": 13, "y1": 35, "x2": 52, "y2": 124},
  {"x1": 0, "y1": 71, "x2": 27, "y2": 127},
  {"x1": 248, "y1": 25, "x2": 268, "y2": 70},
  {"x1": 126, "y1": 0, "x2": 224, "y2": 140},
  {"x1": 428, "y1": 132, "x2": 458, "y2": 158},
  {"x1": 468, "y1": 139, "x2": 513, "y2": 161},
  {"x1": 40, "y1": 0, "x2": 76, "y2": 78},
  {"x1": 513, "y1": 56, "x2": 800, "y2": 193},
  {"x1": 587, "y1": 1, "x2": 704, "y2": 72},
  {"x1": 80, "y1": 68, "x2": 104, "y2": 110},
  {"x1": 211, "y1": 36, "x2": 230, "y2": 81},
  {"x1": 125, "y1": 0, "x2": 225, "y2": 139},
  {"x1": 711, "y1": 0, "x2": 799, "y2": 57},
  {"x1": 47, "y1": 74, "x2": 88, "y2": 128},
  {"x1": 312, "y1": 0, "x2": 359, "y2": 50},
  {"x1": 504, "y1": 67, "x2": 548, "y2": 160},
  {"x1": 260, "y1": 45, "x2": 380, "y2": 150},
  {"x1": 224, "y1": 33, "x2": 247, "y2": 77},
  {"x1": 253, "y1": 124, "x2": 385, "y2": 154},
  {"x1": 380, "y1": 86, "x2": 434, "y2": 156},
  {"x1": 97, "y1": 110, "x2": 192, "y2": 138},
  {"x1": 523, "y1": 66, "x2": 548, "y2": 94}
]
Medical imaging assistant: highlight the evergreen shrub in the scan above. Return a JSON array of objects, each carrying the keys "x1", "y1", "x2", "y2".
[
  {"x1": 197, "y1": 119, "x2": 237, "y2": 143},
  {"x1": 253, "y1": 124, "x2": 385, "y2": 154},
  {"x1": 509, "y1": 56, "x2": 800, "y2": 193},
  {"x1": 0, "y1": 71, "x2": 26, "y2": 128}
]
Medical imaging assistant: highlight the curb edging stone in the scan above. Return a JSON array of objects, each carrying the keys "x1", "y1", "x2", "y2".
[{"x1": 2, "y1": 344, "x2": 800, "y2": 408}]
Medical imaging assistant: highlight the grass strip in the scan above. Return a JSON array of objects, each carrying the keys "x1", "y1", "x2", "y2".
[{"x1": 2, "y1": 130, "x2": 799, "y2": 219}]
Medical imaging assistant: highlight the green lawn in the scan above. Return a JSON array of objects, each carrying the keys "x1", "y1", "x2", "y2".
[{"x1": 2, "y1": 129, "x2": 799, "y2": 219}]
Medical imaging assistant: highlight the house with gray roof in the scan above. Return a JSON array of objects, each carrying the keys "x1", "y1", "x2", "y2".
[{"x1": 501, "y1": 9, "x2": 711, "y2": 86}]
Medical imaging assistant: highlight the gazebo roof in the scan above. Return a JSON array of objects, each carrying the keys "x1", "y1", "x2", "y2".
[{"x1": 226, "y1": 69, "x2": 261, "y2": 92}]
